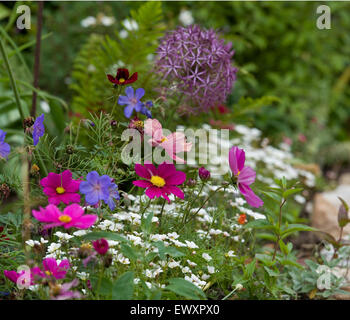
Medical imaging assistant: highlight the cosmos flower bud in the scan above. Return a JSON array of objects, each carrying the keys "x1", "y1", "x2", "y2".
[
  {"x1": 0, "y1": 183, "x2": 11, "y2": 200},
  {"x1": 338, "y1": 205, "x2": 349, "y2": 228},
  {"x1": 92, "y1": 238, "x2": 109, "y2": 255},
  {"x1": 198, "y1": 167, "x2": 210, "y2": 181},
  {"x1": 186, "y1": 178, "x2": 197, "y2": 187}
]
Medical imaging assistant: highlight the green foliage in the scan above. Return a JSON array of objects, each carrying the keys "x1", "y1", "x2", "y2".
[{"x1": 70, "y1": 1, "x2": 165, "y2": 116}]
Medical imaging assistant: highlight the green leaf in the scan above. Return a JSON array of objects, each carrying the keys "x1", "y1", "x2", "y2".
[
  {"x1": 120, "y1": 243, "x2": 138, "y2": 261},
  {"x1": 141, "y1": 212, "x2": 154, "y2": 234},
  {"x1": 165, "y1": 278, "x2": 206, "y2": 300},
  {"x1": 264, "y1": 266, "x2": 280, "y2": 277},
  {"x1": 112, "y1": 271, "x2": 134, "y2": 300},
  {"x1": 283, "y1": 188, "x2": 303, "y2": 199},
  {"x1": 80, "y1": 231, "x2": 129, "y2": 243},
  {"x1": 262, "y1": 191, "x2": 281, "y2": 203},
  {"x1": 281, "y1": 177, "x2": 287, "y2": 189},
  {"x1": 154, "y1": 241, "x2": 166, "y2": 260},
  {"x1": 244, "y1": 259, "x2": 256, "y2": 278},
  {"x1": 245, "y1": 219, "x2": 275, "y2": 230},
  {"x1": 281, "y1": 224, "x2": 318, "y2": 239},
  {"x1": 279, "y1": 239, "x2": 290, "y2": 255},
  {"x1": 164, "y1": 246, "x2": 185, "y2": 258}
]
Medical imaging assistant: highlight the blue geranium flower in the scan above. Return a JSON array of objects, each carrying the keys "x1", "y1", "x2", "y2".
[
  {"x1": 79, "y1": 171, "x2": 120, "y2": 210},
  {"x1": 106, "y1": 183, "x2": 120, "y2": 211},
  {"x1": 140, "y1": 100, "x2": 153, "y2": 119},
  {"x1": 118, "y1": 86, "x2": 145, "y2": 118},
  {"x1": 32, "y1": 114, "x2": 45, "y2": 146},
  {"x1": 0, "y1": 129, "x2": 10, "y2": 160}
]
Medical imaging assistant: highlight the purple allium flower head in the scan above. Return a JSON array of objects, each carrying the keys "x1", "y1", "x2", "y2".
[
  {"x1": 0, "y1": 129, "x2": 10, "y2": 160},
  {"x1": 32, "y1": 114, "x2": 45, "y2": 146},
  {"x1": 118, "y1": 86, "x2": 145, "y2": 118},
  {"x1": 155, "y1": 25, "x2": 237, "y2": 114},
  {"x1": 79, "y1": 171, "x2": 119, "y2": 210}
]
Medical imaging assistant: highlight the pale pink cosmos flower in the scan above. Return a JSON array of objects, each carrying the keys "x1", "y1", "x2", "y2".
[
  {"x1": 229, "y1": 146, "x2": 263, "y2": 208},
  {"x1": 50, "y1": 279, "x2": 82, "y2": 300},
  {"x1": 144, "y1": 119, "x2": 192, "y2": 164},
  {"x1": 32, "y1": 203, "x2": 97, "y2": 230}
]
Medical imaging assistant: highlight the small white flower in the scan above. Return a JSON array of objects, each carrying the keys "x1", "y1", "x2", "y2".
[
  {"x1": 77, "y1": 272, "x2": 89, "y2": 281},
  {"x1": 47, "y1": 243, "x2": 61, "y2": 253},
  {"x1": 73, "y1": 230, "x2": 88, "y2": 237},
  {"x1": 25, "y1": 240, "x2": 38, "y2": 247},
  {"x1": 226, "y1": 250, "x2": 235, "y2": 257},
  {"x1": 207, "y1": 266, "x2": 215, "y2": 274},
  {"x1": 179, "y1": 10, "x2": 194, "y2": 26},
  {"x1": 235, "y1": 283, "x2": 243, "y2": 291},
  {"x1": 168, "y1": 260, "x2": 181, "y2": 269},
  {"x1": 122, "y1": 19, "x2": 138, "y2": 31},
  {"x1": 187, "y1": 260, "x2": 197, "y2": 267},
  {"x1": 81, "y1": 16, "x2": 96, "y2": 28},
  {"x1": 101, "y1": 16, "x2": 115, "y2": 26},
  {"x1": 40, "y1": 101, "x2": 50, "y2": 113},
  {"x1": 202, "y1": 273, "x2": 210, "y2": 280},
  {"x1": 185, "y1": 240, "x2": 199, "y2": 249},
  {"x1": 119, "y1": 30, "x2": 128, "y2": 39},
  {"x1": 202, "y1": 253, "x2": 212, "y2": 261}
]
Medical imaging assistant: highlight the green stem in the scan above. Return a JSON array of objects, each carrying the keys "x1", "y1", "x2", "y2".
[
  {"x1": 35, "y1": 149, "x2": 48, "y2": 177},
  {"x1": 140, "y1": 198, "x2": 151, "y2": 220},
  {"x1": 159, "y1": 198, "x2": 166, "y2": 231},
  {"x1": 0, "y1": 38, "x2": 26, "y2": 120},
  {"x1": 272, "y1": 198, "x2": 286, "y2": 261},
  {"x1": 179, "y1": 185, "x2": 225, "y2": 232}
]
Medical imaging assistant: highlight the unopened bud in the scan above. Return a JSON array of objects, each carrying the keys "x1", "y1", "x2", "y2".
[{"x1": 198, "y1": 167, "x2": 210, "y2": 181}]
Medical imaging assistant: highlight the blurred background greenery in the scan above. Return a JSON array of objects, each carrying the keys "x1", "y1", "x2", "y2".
[{"x1": 1, "y1": 0, "x2": 349, "y2": 174}]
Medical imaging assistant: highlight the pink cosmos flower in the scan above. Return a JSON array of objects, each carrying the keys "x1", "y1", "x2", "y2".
[
  {"x1": 40, "y1": 170, "x2": 81, "y2": 205},
  {"x1": 50, "y1": 279, "x2": 82, "y2": 300},
  {"x1": 3, "y1": 270, "x2": 33, "y2": 287},
  {"x1": 32, "y1": 203, "x2": 97, "y2": 230},
  {"x1": 32, "y1": 258, "x2": 70, "y2": 280},
  {"x1": 229, "y1": 146, "x2": 263, "y2": 208},
  {"x1": 144, "y1": 119, "x2": 192, "y2": 164},
  {"x1": 132, "y1": 162, "x2": 186, "y2": 203}
]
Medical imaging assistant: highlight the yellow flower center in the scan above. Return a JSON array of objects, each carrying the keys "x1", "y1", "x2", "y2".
[
  {"x1": 150, "y1": 175, "x2": 166, "y2": 188},
  {"x1": 56, "y1": 186, "x2": 65, "y2": 194},
  {"x1": 119, "y1": 78, "x2": 125, "y2": 83},
  {"x1": 160, "y1": 137, "x2": 168, "y2": 143},
  {"x1": 237, "y1": 170, "x2": 241, "y2": 176},
  {"x1": 134, "y1": 121, "x2": 143, "y2": 128},
  {"x1": 45, "y1": 271, "x2": 52, "y2": 276},
  {"x1": 59, "y1": 215, "x2": 72, "y2": 223}
]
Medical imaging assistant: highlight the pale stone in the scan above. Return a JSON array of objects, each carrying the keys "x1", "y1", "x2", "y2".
[{"x1": 312, "y1": 185, "x2": 350, "y2": 239}]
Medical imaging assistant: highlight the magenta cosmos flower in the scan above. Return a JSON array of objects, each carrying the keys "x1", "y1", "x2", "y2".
[
  {"x1": 32, "y1": 203, "x2": 97, "y2": 230},
  {"x1": 3, "y1": 270, "x2": 33, "y2": 287},
  {"x1": 93, "y1": 238, "x2": 109, "y2": 255},
  {"x1": 229, "y1": 146, "x2": 263, "y2": 208},
  {"x1": 133, "y1": 162, "x2": 186, "y2": 203},
  {"x1": 40, "y1": 170, "x2": 81, "y2": 205},
  {"x1": 32, "y1": 258, "x2": 70, "y2": 280}
]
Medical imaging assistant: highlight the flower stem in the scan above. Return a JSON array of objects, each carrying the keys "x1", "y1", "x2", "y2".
[
  {"x1": 159, "y1": 198, "x2": 166, "y2": 231},
  {"x1": 272, "y1": 198, "x2": 286, "y2": 261},
  {"x1": 0, "y1": 37, "x2": 26, "y2": 120}
]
